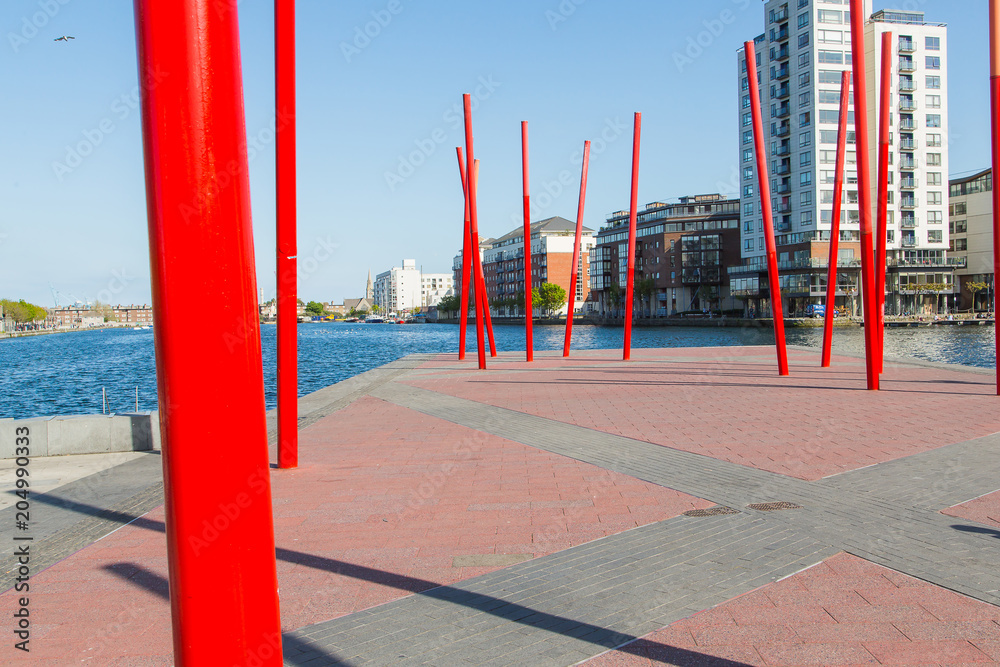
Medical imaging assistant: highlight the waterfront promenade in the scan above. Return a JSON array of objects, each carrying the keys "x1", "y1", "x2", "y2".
[{"x1": 3, "y1": 345, "x2": 1000, "y2": 665}]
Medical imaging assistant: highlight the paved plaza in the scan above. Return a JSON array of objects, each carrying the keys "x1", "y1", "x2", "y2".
[{"x1": 2, "y1": 345, "x2": 1000, "y2": 665}]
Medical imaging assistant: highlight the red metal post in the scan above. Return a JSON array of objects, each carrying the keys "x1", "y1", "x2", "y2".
[
  {"x1": 822, "y1": 72, "x2": 852, "y2": 368},
  {"x1": 849, "y1": 0, "x2": 880, "y2": 390},
  {"x1": 745, "y1": 42, "x2": 789, "y2": 376},
  {"x1": 276, "y1": 0, "x2": 298, "y2": 469},
  {"x1": 461, "y1": 97, "x2": 487, "y2": 369},
  {"x1": 456, "y1": 148, "x2": 471, "y2": 360},
  {"x1": 876, "y1": 31, "x2": 893, "y2": 374},
  {"x1": 564, "y1": 141, "x2": 591, "y2": 357},
  {"x1": 622, "y1": 113, "x2": 641, "y2": 361},
  {"x1": 521, "y1": 122, "x2": 534, "y2": 361},
  {"x1": 133, "y1": 1, "x2": 282, "y2": 663},
  {"x1": 990, "y1": 0, "x2": 1000, "y2": 395},
  {"x1": 473, "y1": 159, "x2": 498, "y2": 358}
]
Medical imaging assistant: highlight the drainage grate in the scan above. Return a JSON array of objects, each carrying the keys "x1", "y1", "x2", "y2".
[
  {"x1": 683, "y1": 506, "x2": 740, "y2": 517},
  {"x1": 746, "y1": 502, "x2": 802, "y2": 512}
]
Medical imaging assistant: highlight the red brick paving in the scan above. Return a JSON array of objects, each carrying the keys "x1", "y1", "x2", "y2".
[
  {"x1": 1, "y1": 396, "x2": 710, "y2": 664},
  {"x1": 405, "y1": 347, "x2": 1000, "y2": 480},
  {"x1": 583, "y1": 552, "x2": 1000, "y2": 666},
  {"x1": 943, "y1": 491, "x2": 1000, "y2": 531}
]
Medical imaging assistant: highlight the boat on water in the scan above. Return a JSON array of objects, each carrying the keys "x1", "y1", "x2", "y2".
[{"x1": 364, "y1": 315, "x2": 386, "y2": 324}]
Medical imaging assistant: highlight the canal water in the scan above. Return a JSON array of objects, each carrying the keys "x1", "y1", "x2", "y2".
[{"x1": 0, "y1": 322, "x2": 994, "y2": 420}]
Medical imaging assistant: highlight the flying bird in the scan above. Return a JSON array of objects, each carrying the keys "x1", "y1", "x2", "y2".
[{"x1": 53, "y1": 36, "x2": 75, "y2": 42}]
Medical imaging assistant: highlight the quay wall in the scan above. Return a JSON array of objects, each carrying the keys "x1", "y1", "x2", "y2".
[{"x1": 0, "y1": 412, "x2": 160, "y2": 459}]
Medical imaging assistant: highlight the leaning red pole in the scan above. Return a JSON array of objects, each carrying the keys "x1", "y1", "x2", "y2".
[
  {"x1": 990, "y1": 0, "x2": 1000, "y2": 395},
  {"x1": 275, "y1": 0, "x2": 297, "y2": 469},
  {"x1": 133, "y1": 1, "x2": 282, "y2": 663},
  {"x1": 461, "y1": 98, "x2": 487, "y2": 369},
  {"x1": 822, "y1": 72, "x2": 852, "y2": 368},
  {"x1": 564, "y1": 140, "x2": 591, "y2": 357},
  {"x1": 849, "y1": 0, "x2": 880, "y2": 390},
  {"x1": 745, "y1": 42, "x2": 789, "y2": 376},
  {"x1": 875, "y1": 31, "x2": 893, "y2": 374},
  {"x1": 622, "y1": 113, "x2": 641, "y2": 361},
  {"x1": 456, "y1": 148, "x2": 472, "y2": 360},
  {"x1": 474, "y1": 159, "x2": 498, "y2": 358},
  {"x1": 521, "y1": 122, "x2": 534, "y2": 361}
]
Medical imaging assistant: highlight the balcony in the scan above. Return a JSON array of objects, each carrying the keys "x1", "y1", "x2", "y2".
[
  {"x1": 772, "y1": 8, "x2": 789, "y2": 23},
  {"x1": 899, "y1": 80, "x2": 916, "y2": 92},
  {"x1": 771, "y1": 45, "x2": 790, "y2": 61},
  {"x1": 901, "y1": 217, "x2": 918, "y2": 229},
  {"x1": 899, "y1": 139, "x2": 918, "y2": 151},
  {"x1": 900, "y1": 197, "x2": 919, "y2": 210},
  {"x1": 898, "y1": 59, "x2": 916, "y2": 72},
  {"x1": 771, "y1": 27, "x2": 790, "y2": 43},
  {"x1": 898, "y1": 39, "x2": 916, "y2": 53},
  {"x1": 773, "y1": 83, "x2": 791, "y2": 99},
  {"x1": 776, "y1": 183, "x2": 792, "y2": 194},
  {"x1": 774, "y1": 123, "x2": 791, "y2": 137},
  {"x1": 774, "y1": 163, "x2": 791, "y2": 175},
  {"x1": 898, "y1": 99, "x2": 916, "y2": 111},
  {"x1": 774, "y1": 104, "x2": 791, "y2": 118},
  {"x1": 775, "y1": 221, "x2": 792, "y2": 233},
  {"x1": 774, "y1": 143, "x2": 791, "y2": 156},
  {"x1": 775, "y1": 201, "x2": 793, "y2": 214},
  {"x1": 899, "y1": 157, "x2": 919, "y2": 170},
  {"x1": 900, "y1": 177, "x2": 919, "y2": 189},
  {"x1": 899, "y1": 118, "x2": 917, "y2": 130},
  {"x1": 901, "y1": 236, "x2": 918, "y2": 248},
  {"x1": 772, "y1": 64, "x2": 790, "y2": 80}
]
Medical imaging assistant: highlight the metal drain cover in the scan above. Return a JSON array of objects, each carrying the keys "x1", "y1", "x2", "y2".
[
  {"x1": 683, "y1": 506, "x2": 740, "y2": 517},
  {"x1": 746, "y1": 502, "x2": 802, "y2": 511}
]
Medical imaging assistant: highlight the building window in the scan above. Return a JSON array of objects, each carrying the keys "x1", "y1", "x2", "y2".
[
  {"x1": 801, "y1": 210, "x2": 814, "y2": 225},
  {"x1": 743, "y1": 148, "x2": 754, "y2": 162},
  {"x1": 742, "y1": 77, "x2": 749, "y2": 91},
  {"x1": 925, "y1": 95, "x2": 941, "y2": 109},
  {"x1": 800, "y1": 151, "x2": 812, "y2": 166},
  {"x1": 743, "y1": 166, "x2": 754, "y2": 180},
  {"x1": 925, "y1": 36, "x2": 941, "y2": 51},
  {"x1": 926, "y1": 56, "x2": 941, "y2": 70},
  {"x1": 797, "y1": 12, "x2": 809, "y2": 28},
  {"x1": 818, "y1": 50, "x2": 844, "y2": 64},
  {"x1": 928, "y1": 191, "x2": 942, "y2": 205},
  {"x1": 927, "y1": 172, "x2": 942, "y2": 186},
  {"x1": 820, "y1": 109, "x2": 853, "y2": 124},
  {"x1": 926, "y1": 115, "x2": 941, "y2": 128},
  {"x1": 800, "y1": 171, "x2": 813, "y2": 186},
  {"x1": 952, "y1": 238, "x2": 968, "y2": 251},
  {"x1": 799, "y1": 111, "x2": 811, "y2": 127},
  {"x1": 818, "y1": 29, "x2": 844, "y2": 44},
  {"x1": 928, "y1": 230, "x2": 943, "y2": 244},
  {"x1": 798, "y1": 53, "x2": 810, "y2": 68},
  {"x1": 798, "y1": 33, "x2": 810, "y2": 48},
  {"x1": 743, "y1": 219, "x2": 754, "y2": 232},
  {"x1": 799, "y1": 72, "x2": 811, "y2": 87},
  {"x1": 820, "y1": 149, "x2": 837, "y2": 164},
  {"x1": 744, "y1": 238, "x2": 754, "y2": 252},
  {"x1": 801, "y1": 191, "x2": 813, "y2": 206},
  {"x1": 742, "y1": 95, "x2": 751, "y2": 109},
  {"x1": 818, "y1": 10, "x2": 843, "y2": 24},
  {"x1": 743, "y1": 112, "x2": 753, "y2": 127},
  {"x1": 759, "y1": 238, "x2": 765, "y2": 251},
  {"x1": 927, "y1": 153, "x2": 942, "y2": 166},
  {"x1": 818, "y1": 70, "x2": 843, "y2": 85},
  {"x1": 743, "y1": 130, "x2": 753, "y2": 145},
  {"x1": 928, "y1": 211, "x2": 943, "y2": 225},
  {"x1": 799, "y1": 131, "x2": 811, "y2": 147},
  {"x1": 743, "y1": 184, "x2": 755, "y2": 197},
  {"x1": 926, "y1": 75, "x2": 941, "y2": 89},
  {"x1": 799, "y1": 91, "x2": 811, "y2": 106}
]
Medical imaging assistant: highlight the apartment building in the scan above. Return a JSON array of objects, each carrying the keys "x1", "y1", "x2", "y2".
[
  {"x1": 734, "y1": 1, "x2": 959, "y2": 317},
  {"x1": 949, "y1": 169, "x2": 994, "y2": 312},
  {"x1": 589, "y1": 195, "x2": 741, "y2": 317}
]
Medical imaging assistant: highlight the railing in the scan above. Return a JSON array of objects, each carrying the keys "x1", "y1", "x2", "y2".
[
  {"x1": 899, "y1": 158, "x2": 919, "y2": 170},
  {"x1": 774, "y1": 164, "x2": 791, "y2": 175},
  {"x1": 898, "y1": 40, "x2": 916, "y2": 53},
  {"x1": 774, "y1": 105, "x2": 790, "y2": 118},
  {"x1": 899, "y1": 80, "x2": 916, "y2": 92},
  {"x1": 900, "y1": 198, "x2": 919, "y2": 210},
  {"x1": 771, "y1": 45, "x2": 790, "y2": 61},
  {"x1": 899, "y1": 100, "x2": 916, "y2": 111},
  {"x1": 772, "y1": 8, "x2": 789, "y2": 23},
  {"x1": 774, "y1": 124, "x2": 790, "y2": 137},
  {"x1": 901, "y1": 237, "x2": 917, "y2": 248},
  {"x1": 775, "y1": 183, "x2": 792, "y2": 194},
  {"x1": 898, "y1": 59, "x2": 916, "y2": 72},
  {"x1": 899, "y1": 119, "x2": 917, "y2": 130},
  {"x1": 773, "y1": 65, "x2": 790, "y2": 80},
  {"x1": 887, "y1": 257, "x2": 967, "y2": 268},
  {"x1": 900, "y1": 178, "x2": 918, "y2": 189},
  {"x1": 771, "y1": 27, "x2": 790, "y2": 42},
  {"x1": 773, "y1": 84, "x2": 790, "y2": 99},
  {"x1": 775, "y1": 202, "x2": 793, "y2": 214},
  {"x1": 728, "y1": 257, "x2": 863, "y2": 274},
  {"x1": 900, "y1": 217, "x2": 918, "y2": 229},
  {"x1": 899, "y1": 139, "x2": 918, "y2": 150},
  {"x1": 774, "y1": 144, "x2": 791, "y2": 156}
]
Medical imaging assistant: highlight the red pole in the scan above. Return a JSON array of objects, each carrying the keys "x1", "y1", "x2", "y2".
[
  {"x1": 521, "y1": 122, "x2": 534, "y2": 362},
  {"x1": 456, "y1": 148, "x2": 471, "y2": 360},
  {"x1": 990, "y1": 0, "x2": 1000, "y2": 395},
  {"x1": 461, "y1": 97, "x2": 487, "y2": 369},
  {"x1": 133, "y1": 1, "x2": 281, "y2": 663},
  {"x1": 822, "y1": 72, "x2": 852, "y2": 368},
  {"x1": 876, "y1": 31, "x2": 893, "y2": 374},
  {"x1": 564, "y1": 141, "x2": 591, "y2": 357},
  {"x1": 849, "y1": 0, "x2": 880, "y2": 391},
  {"x1": 745, "y1": 42, "x2": 789, "y2": 376},
  {"x1": 474, "y1": 159, "x2": 498, "y2": 358},
  {"x1": 622, "y1": 112, "x2": 641, "y2": 361},
  {"x1": 275, "y1": 0, "x2": 297, "y2": 469}
]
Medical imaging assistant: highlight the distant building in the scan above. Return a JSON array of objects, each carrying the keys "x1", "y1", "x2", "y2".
[
  {"x1": 452, "y1": 237, "x2": 494, "y2": 299},
  {"x1": 421, "y1": 274, "x2": 454, "y2": 309},
  {"x1": 49, "y1": 306, "x2": 105, "y2": 328},
  {"x1": 590, "y1": 195, "x2": 741, "y2": 317},
  {"x1": 365, "y1": 270, "x2": 374, "y2": 301},
  {"x1": 343, "y1": 297, "x2": 374, "y2": 313},
  {"x1": 949, "y1": 169, "x2": 993, "y2": 312},
  {"x1": 112, "y1": 304, "x2": 154, "y2": 325}
]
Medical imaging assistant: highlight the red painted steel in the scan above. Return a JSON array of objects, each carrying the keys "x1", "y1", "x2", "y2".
[
  {"x1": 992, "y1": 0, "x2": 1000, "y2": 395},
  {"x1": 622, "y1": 113, "x2": 641, "y2": 361},
  {"x1": 132, "y1": 1, "x2": 282, "y2": 663},
  {"x1": 745, "y1": 42, "x2": 789, "y2": 376},
  {"x1": 522, "y1": 122, "x2": 534, "y2": 361},
  {"x1": 474, "y1": 159, "x2": 498, "y2": 358},
  {"x1": 849, "y1": 0, "x2": 880, "y2": 390},
  {"x1": 456, "y1": 148, "x2": 471, "y2": 360},
  {"x1": 461, "y1": 99, "x2": 487, "y2": 369},
  {"x1": 822, "y1": 72, "x2": 852, "y2": 368},
  {"x1": 276, "y1": 0, "x2": 298, "y2": 469},
  {"x1": 875, "y1": 31, "x2": 893, "y2": 374},
  {"x1": 564, "y1": 141, "x2": 591, "y2": 357}
]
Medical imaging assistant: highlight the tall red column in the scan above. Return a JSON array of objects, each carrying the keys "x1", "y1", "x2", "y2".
[
  {"x1": 276, "y1": 0, "x2": 298, "y2": 469},
  {"x1": 849, "y1": 0, "x2": 880, "y2": 390},
  {"x1": 457, "y1": 148, "x2": 472, "y2": 360},
  {"x1": 521, "y1": 122, "x2": 534, "y2": 361},
  {"x1": 564, "y1": 141, "x2": 591, "y2": 357},
  {"x1": 133, "y1": 1, "x2": 282, "y2": 663},
  {"x1": 822, "y1": 72, "x2": 852, "y2": 368},
  {"x1": 745, "y1": 42, "x2": 789, "y2": 376},
  {"x1": 876, "y1": 31, "x2": 893, "y2": 374},
  {"x1": 460, "y1": 102, "x2": 487, "y2": 369},
  {"x1": 990, "y1": 0, "x2": 1000, "y2": 395},
  {"x1": 476, "y1": 160, "x2": 498, "y2": 359},
  {"x1": 622, "y1": 113, "x2": 641, "y2": 361}
]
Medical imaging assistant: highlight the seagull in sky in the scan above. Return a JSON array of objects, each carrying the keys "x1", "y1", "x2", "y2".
[{"x1": 53, "y1": 36, "x2": 75, "y2": 42}]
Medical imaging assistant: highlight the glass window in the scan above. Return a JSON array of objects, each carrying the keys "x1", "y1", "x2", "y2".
[
  {"x1": 926, "y1": 56, "x2": 941, "y2": 70},
  {"x1": 743, "y1": 166, "x2": 754, "y2": 180},
  {"x1": 818, "y1": 90, "x2": 843, "y2": 105},
  {"x1": 799, "y1": 91, "x2": 811, "y2": 106},
  {"x1": 928, "y1": 192, "x2": 942, "y2": 205},
  {"x1": 818, "y1": 10, "x2": 842, "y2": 23},
  {"x1": 925, "y1": 36, "x2": 941, "y2": 51},
  {"x1": 928, "y1": 211, "x2": 943, "y2": 224},
  {"x1": 928, "y1": 230, "x2": 942, "y2": 243},
  {"x1": 800, "y1": 151, "x2": 812, "y2": 166},
  {"x1": 818, "y1": 29, "x2": 843, "y2": 44},
  {"x1": 926, "y1": 134, "x2": 942, "y2": 148},
  {"x1": 798, "y1": 12, "x2": 809, "y2": 28},
  {"x1": 927, "y1": 153, "x2": 942, "y2": 166},
  {"x1": 801, "y1": 210, "x2": 814, "y2": 224},
  {"x1": 742, "y1": 95, "x2": 751, "y2": 109},
  {"x1": 743, "y1": 112, "x2": 753, "y2": 127},
  {"x1": 927, "y1": 172, "x2": 942, "y2": 185},
  {"x1": 818, "y1": 70, "x2": 843, "y2": 84},
  {"x1": 799, "y1": 111, "x2": 812, "y2": 126},
  {"x1": 800, "y1": 171, "x2": 813, "y2": 186},
  {"x1": 743, "y1": 148, "x2": 754, "y2": 162},
  {"x1": 798, "y1": 52, "x2": 810, "y2": 68},
  {"x1": 801, "y1": 191, "x2": 813, "y2": 206},
  {"x1": 818, "y1": 50, "x2": 844, "y2": 64},
  {"x1": 799, "y1": 131, "x2": 811, "y2": 147},
  {"x1": 926, "y1": 75, "x2": 941, "y2": 89},
  {"x1": 925, "y1": 95, "x2": 941, "y2": 108},
  {"x1": 926, "y1": 114, "x2": 941, "y2": 128},
  {"x1": 743, "y1": 184, "x2": 755, "y2": 196},
  {"x1": 743, "y1": 130, "x2": 753, "y2": 144},
  {"x1": 799, "y1": 72, "x2": 811, "y2": 87},
  {"x1": 798, "y1": 33, "x2": 810, "y2": 48}
]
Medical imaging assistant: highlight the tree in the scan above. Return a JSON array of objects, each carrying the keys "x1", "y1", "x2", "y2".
[
  {"x1": 437, "y1": 294, "x2": 461, "y2": 316},
  {"x1": 1, "y1": 299, "x2": 47, "y2": 323},
  {"x1": 90, "y1": 300, "x2": 116, "y2": 323},
  {"x1": 635, "y1": 277, "x2": 656, "y2": 317},
  {"x1": 607, "y1": 283, "x2": 621, "y2": 311},
  {"x1": 305, "y1": 301, "x2": 326, "y2": 317},
  {"x1": 965, "y1": 281, "x2": 990, "y2": 315},
  {"x1": 371, "y1": 304, "x2": 381, "y2": 313},
  {"x1": 532, "y1": 282, "x2": 567, "y2": 317}
]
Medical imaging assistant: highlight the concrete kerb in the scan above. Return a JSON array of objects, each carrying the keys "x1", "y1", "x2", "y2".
[{"x1": 0, "y1": 412, "x2": 159, "y2": 459}]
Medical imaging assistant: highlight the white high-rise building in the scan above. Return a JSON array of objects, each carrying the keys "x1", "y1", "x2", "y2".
[
  {"x1": 733, "y1": 1, "x2": 956, "y2": 317},
  {"x1": 374, "y1": 260, "x2": 421, "y2": 314},
  {"x1": 421, "y1": 273, "x2": 454, "y2": 308}
]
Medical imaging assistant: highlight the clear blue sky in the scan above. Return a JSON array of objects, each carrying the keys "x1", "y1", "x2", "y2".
[{"x1": 0, "y1": 0, "x2": 991, "y2": 306}]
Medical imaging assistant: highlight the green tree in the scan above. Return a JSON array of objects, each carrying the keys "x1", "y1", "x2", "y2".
[
  {"x1": 965, "y1": 281, "x2": 990, "y2": 315},
  {"x1": 305, "y1": 301, "x2": 327, "y2": 317},
  {"x1": 371, "y1": 304, "x2": 381, "y2": 313},
  {"x1": 90, "y1": 300, "x2": 116, "y2": 323},
  {"x1": 532, "y1": 282, "x2": 567, "y2": 317},
  {"x1": 1, "y1": 299, "x2": 47, "y2": 323},
  {"x1": 437, "y1": 294, "x2": 461, "y2": 316},
  {"x1": 607, "y1": 283, "x2": 621, "y2": 309},
  {"x1": 635, "y1": 277, "x2": 656, "y2": 317}
]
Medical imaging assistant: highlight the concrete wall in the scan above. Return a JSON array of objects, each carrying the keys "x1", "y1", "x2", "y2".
[{"x1": 0, "y1": 412, "x2": 160, "y2": 459}]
